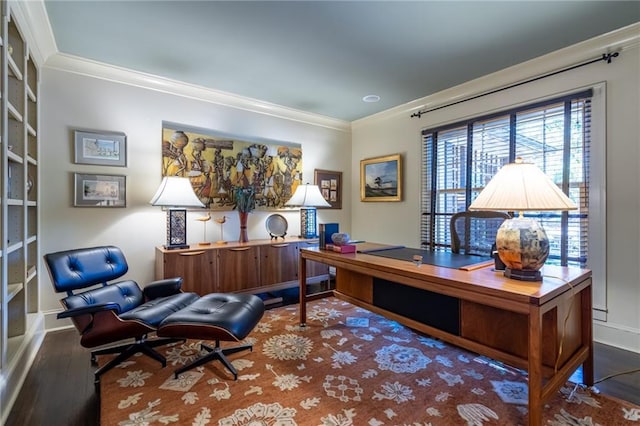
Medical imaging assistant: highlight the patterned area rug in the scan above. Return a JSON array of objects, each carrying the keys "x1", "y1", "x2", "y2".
[{"x1": 100, "y1": 297, "x2": 640, "y2": 425}]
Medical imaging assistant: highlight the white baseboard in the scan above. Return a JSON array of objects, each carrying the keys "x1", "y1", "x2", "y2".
[
  {"x1": 594, "y1": 320, "x2": 640, "y2": 353},
  {"x1": 0, "y1": 314, "x2": 46, "y2": 425}
]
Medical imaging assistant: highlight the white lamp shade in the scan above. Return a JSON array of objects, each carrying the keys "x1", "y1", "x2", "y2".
[
  {"x1": 469, "y1": 159, "x2": 576, "y2": 212},
  {"x1": 150, "y1": 176, "x2": 205, "y2": 208},
  {"x1": 285, "y1": 184, "x2": 331, "y2": 207}
]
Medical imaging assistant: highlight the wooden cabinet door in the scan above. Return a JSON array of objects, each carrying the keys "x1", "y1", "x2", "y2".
[
  {"x1": 161, "y1": 250, "x2": 217, "y2": 295},
  {"x1": 260, "y1": 242, "x2": 298, "y2": 287},
  {"x1": 297, "y1": 241, "x2": 330, "y2": 279},
  {"x1": 217, "y1": 246, "x2": 261, "y2": 292}
]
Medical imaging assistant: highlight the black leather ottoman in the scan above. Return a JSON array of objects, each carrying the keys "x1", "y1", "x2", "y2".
[{"x1": 158, "y1": 293, "x2": 265, "y2": 380}]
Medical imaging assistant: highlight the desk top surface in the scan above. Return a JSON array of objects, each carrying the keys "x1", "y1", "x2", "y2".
[
  {"x1": 301, "y1": 243, "x2": 591, "y2": 306},
  {"x1": 361, "y1": 246, "x2": 493, "y2": 269}
]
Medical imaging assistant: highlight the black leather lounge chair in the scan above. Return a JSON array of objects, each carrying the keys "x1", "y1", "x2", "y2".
[
  {"x1": 44, "y1": 245, "x2": 199, "y2": 386},
  {"x1": 46, "y1": 245, "x2": 266, "y2": 383}
]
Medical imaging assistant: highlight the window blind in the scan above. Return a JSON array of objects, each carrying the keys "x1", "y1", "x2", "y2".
[{"x1": 421, "y1": 90, "x2": 592, "y2": 267}]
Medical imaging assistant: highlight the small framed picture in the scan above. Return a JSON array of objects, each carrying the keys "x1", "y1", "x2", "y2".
[
  {"x1": 360, "y1": 154, "x2": 402, "y2": 202},
  {"x1": 74, "y1": 173, "x2": 126, "y2": 207},
  {"x1": 74, "y1": 129, "x2": 127, "y2": 166},
  {"x1": 314, "y1": 169, "x2": 342, "y2": 209}
]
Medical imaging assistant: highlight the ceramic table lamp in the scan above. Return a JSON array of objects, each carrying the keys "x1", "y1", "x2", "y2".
[
  {"x1": 469, "y1": 158, "x2": 576, "y2": 281},
  {"x1": 150, "y1": 176, "x2": 205, "y2": 249}
]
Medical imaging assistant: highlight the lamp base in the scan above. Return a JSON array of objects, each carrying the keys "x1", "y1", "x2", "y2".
[
  {"x1": 496, "y1": 216, "x2": 548, "y2": 282},
  {"x1": 165, "y1": 209, "x2": 189, "y2": 250},
  {"x1": 300, "y1": 207, "x2": 317, "y2": 239},
  {"x1": 504, "y1": 268, "x2": 542, "y2": 281},
  {"x1": 164, "y1": 243, "x2": 189, "y2": 250}
]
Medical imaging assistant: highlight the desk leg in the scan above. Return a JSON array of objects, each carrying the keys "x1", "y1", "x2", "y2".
[
  {"x1": 582, "y1": 286, "x2": 594, "y2": 385},
  {"x1": 528, "y1": 304, "x2": 543, "y2": 426},
  {"x1": 299, "y1": 254, "x2": 307, "y2": 327}
]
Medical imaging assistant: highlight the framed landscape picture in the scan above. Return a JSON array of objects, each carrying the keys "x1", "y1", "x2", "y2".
[
  {"x1": 74, "y1": 173, "x2": 126, "y2": 207},
  {"x1": 360, "y1": 154, "x2": 402, "y2": 202},
  {"x1": 74, "y1": 129, "x2": 127, "y2": 167},
  {"x1": 314, "y1": 169, "x2": 342, "y2": 209}
]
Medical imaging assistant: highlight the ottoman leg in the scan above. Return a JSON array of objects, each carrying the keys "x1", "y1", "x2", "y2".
[{"x1": 174, "y1": 340, "x2": 253, "y2": 380}]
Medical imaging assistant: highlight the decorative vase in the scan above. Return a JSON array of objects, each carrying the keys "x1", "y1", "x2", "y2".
[{"x1": 238, "y1": 211, "x2": 250, "y2": 243}]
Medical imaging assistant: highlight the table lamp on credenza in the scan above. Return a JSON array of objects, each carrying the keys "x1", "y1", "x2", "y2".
[
  {"x1": 150, "y1": 176, "x2": 205, "y2": 250},
  {"x1": 469, "y1": 158, "x2": 577, "y2": 281},
  {"x1": 286, "y1": 183, "x2": 331, "y2": 239}
]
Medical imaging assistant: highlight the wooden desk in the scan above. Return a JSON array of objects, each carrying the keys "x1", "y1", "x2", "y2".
[{"x1": 298, "y1": 246, "x2": 593, "y2": 426}]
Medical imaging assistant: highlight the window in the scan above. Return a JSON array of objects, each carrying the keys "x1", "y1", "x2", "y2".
[{"x1": 421, "y1": 90, "x2": 592, "y2": 267}]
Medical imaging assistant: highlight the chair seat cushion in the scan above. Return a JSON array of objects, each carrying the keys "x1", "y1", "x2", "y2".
[
  {"x1": 63, "y1": 281, "x2": 143, "y2": 313},
  {"x1": 158, "y1": 293, "x2": 265, "y2": 341},
  {"x1": 120, "y1": 292, "x2": 199, "y2": 327}
]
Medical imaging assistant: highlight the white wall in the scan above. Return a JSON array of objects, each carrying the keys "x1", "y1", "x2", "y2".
[
  {"x1": 39, "y1": 67, "x2": 351, "y2": 323},
  {"x1": 351, "y1": 25, "x2": 640, "y2": 353}
]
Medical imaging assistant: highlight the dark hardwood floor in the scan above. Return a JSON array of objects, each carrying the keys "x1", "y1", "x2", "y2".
[
  {"x1": 7, "y1": 329, "x2": 639, "y2": 425},
  {"x1": 6, "y1": 328, "x2": 99, "y2": 426}
]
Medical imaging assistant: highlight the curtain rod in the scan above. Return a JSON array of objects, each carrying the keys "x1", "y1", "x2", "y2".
[{"x1": 410, "y1": 52, "x2": 619, "y2": 119}]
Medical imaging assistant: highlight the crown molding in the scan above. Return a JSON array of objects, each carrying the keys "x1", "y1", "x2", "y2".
[
  {"x1": 353, "y1": 22, "x2": 640, "y2": 127},
  {"x1": 43, "y1": 53, "x2": 351, "y2": 133},
  {"x1": 9, "y1": 0, "x2": 57, "y2": 68},
  {"x1": 21, "y1": 0, "x2": 350, "y2": 132}
]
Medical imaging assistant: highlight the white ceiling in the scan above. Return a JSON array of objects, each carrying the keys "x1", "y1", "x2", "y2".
[{"x1": 44, "y1": 1, "x2": 639, "y2": 122}]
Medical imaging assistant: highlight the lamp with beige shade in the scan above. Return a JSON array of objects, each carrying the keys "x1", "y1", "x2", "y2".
[{"x1": 469, "y1": 158, "x2": 576, "y2": 281}]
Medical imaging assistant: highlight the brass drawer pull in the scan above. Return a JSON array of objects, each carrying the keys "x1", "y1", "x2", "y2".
[
  {"x1": 179, "y1": 251, "x2": 205, "y2": 256},
  {"x1": 230, "y1": 247, "x2": 252, "y2": 252},
  {"x1": 271, "y1": 243, "x2": 290, "y2": 248}
]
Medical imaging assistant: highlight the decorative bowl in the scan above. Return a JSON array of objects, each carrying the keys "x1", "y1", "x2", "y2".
[{"x1": 331, "y1": 233, "x2": 350, "y2": 246}]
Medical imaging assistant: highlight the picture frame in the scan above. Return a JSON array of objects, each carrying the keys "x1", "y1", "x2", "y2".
[
  {"x1": 314, "y1": 169, "x2": 342, "y2": 209},
  {"x1": 74, "y1": 173, "x2": 126, "y2": 207},
  {"x1": 360, "y1": 153, "x2": 402, "y2": 202},
  {"x1": 161, "y1": 121, "x2": 303, "y2": 211},
  {"x1": 74, "y1": 129, "x2": 127, "y2": 166}
]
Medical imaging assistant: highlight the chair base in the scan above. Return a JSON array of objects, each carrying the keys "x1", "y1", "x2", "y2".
[
  {"x1": 173, "y1": 340, "x2": 253, "y2": 380},
  {"x1": 91, "y1": 337, "x2": 185, "y2": 384}
]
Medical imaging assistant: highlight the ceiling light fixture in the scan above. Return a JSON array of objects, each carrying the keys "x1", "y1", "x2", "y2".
[{"x1": 362, "y1": 94, "x2": 380, "y2": 103}]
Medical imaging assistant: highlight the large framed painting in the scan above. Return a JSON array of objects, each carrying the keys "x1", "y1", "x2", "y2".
[
  {"x1": 161, "y1": 122, "x2": 303, "y2": 210},
  {"x1": 360, "y1": 153, "x2": 402, "y2": 202}
]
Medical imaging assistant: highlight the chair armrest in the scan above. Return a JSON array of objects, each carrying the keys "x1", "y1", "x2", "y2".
[
  {"x1": 57, "y1": 303, "x2": 121, "y2": 319},
  {"x1": 143, "y1": 277, "x2": 184, "y2": 300}
]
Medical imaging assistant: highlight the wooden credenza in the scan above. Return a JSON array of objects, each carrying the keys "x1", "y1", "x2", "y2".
[
  {"x1": 155, "y1": 238, "x2": 328, "y2": 295},
  {"x1": 298, "y1": 244, "x2": 593, "y2": 426}
]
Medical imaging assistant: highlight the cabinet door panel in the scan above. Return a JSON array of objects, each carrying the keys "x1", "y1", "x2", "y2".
[
  {"x1": 162, "y1": 250, "x2": 217, "y2": 295},
  {"x1": 218, "y1": 246, "x2": 260, "y2": 292},
  {"x1": 260, "y1": 243, "x2": 298, "y2": 286},
  {"x1": 297, "y1": 241, "x2": 330, "y2": 278}
]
